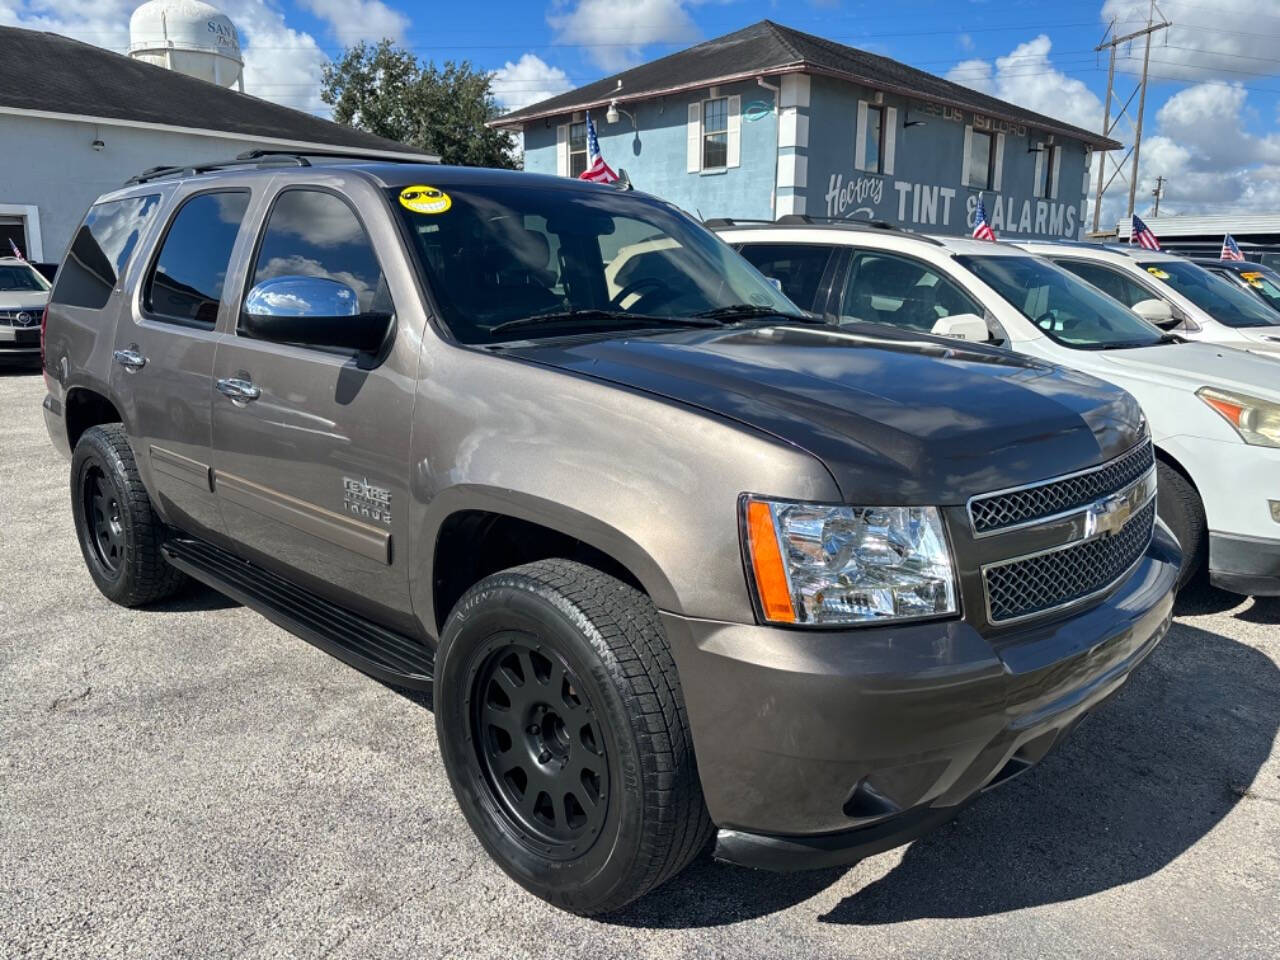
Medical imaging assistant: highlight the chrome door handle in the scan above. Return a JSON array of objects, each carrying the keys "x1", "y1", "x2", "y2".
[
  {"x1": 113, "y1": 348, "x2": 146, "y2": 371},
  {"x1": 216, "y1": 377, "x2": 261, "y2": 403}
]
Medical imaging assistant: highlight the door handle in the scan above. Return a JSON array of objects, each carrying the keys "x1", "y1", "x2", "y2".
[
  {"x1": 113, "y1": 348, "x2": 146, "y2": 371},
  {"x1": 216, "y1": 377, "x2": 261, "y2": 404}
]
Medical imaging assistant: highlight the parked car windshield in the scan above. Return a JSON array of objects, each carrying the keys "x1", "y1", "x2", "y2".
[
  {"x1": 390, "y1": 183, "x2": 801, "y2": 343},
  {"x1": 1230, "y1": 268, "x2": 1280, "y2": 313},
  {"x1": 956, "y1": 254, "x2": 1166, "y2": 349},
  {"x1": 1138, "y1": 259, "x2": 1280, "y2": 328},
  {"x1": 0, "y1": 262, "x2": 51, "y2": 292}
]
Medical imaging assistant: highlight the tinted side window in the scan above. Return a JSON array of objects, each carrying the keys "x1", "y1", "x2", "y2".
[
  {"x1": 51, "y1": 194, "x2": 160, "y2": 310},
  {"x1": 144, "y1": 191, "x2": 250, "y2": 328},
  {"x1": 1055, "y1": 260, "x2": 1150, "y2": 308},
  {"x1": 841, "y1": 251, "x2": 981, "y2": 331},
  {"x1": 737, "y1": 243, "x2": 834, "y2": 311},
  {"x1": 247, "y1": 189, "x2": 388, "y2": 324}
]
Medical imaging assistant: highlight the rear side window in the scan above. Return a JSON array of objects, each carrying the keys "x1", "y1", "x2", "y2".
[
  {"x1": 51, "y1": 194, "x2": 160, "y2": 310},
  {"x1": 736, "y1": 243, "x2": 835, "y2": 311},
  {"x1": 841, "y1": 251, "x2": 982, "y2": 331},
  {"x1": 246, "y1": 189, "x2": 388, "y2": 320},
  {"x1": 144, "y1": 191, "x2": 250, "y2": 328}
]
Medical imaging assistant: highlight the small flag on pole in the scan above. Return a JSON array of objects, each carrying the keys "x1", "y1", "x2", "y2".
[
  {"x1": 7, "y1": 238, "x2": 23, "y2": 260},
  {"x1": 1131, "y1": 214, "x2": 1161, "y2": 251},
  {"x1": 1220, "y1": 233, "x2": 1245, "y2": 261},
  {"x1": 972, "y1": 194, "x2": 996, "y2": 242},
  {"x1": 578, "y1": 111, "x2": 618, "y2": 184}
]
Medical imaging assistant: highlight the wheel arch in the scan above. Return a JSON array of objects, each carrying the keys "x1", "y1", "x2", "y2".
[{"x1": 64, "y1": 386, "x2": 123, "y2": 451}]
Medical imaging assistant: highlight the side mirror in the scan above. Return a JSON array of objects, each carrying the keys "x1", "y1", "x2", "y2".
[
  {"x1": 1131, "y1": 298, "x2": 1175, "y2": 326},
  {"x1": 241, "y1": 275, "x2": 390, "y2": 353},
  {"x1": 931, "y1": 313, "x2": 990, "y2": 342}
]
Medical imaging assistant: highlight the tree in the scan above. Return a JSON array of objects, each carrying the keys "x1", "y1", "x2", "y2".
[{"x1": 322, "y1": 40, "x2": 519, "y2": 169}]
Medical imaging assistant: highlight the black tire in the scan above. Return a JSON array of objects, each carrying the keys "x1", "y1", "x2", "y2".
[
  {"x1": 1156, "y1": 459, "x2": 1207, "y2": 591},
  {"x1": 434, "y1": 559, "x2": 712, "y2": 915},
  {"x1": 70, "y1": 423, "x2": 186, "y2": 607}
]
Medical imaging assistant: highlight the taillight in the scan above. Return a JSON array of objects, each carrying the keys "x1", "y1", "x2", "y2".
[{"x1": 41, "y1": 306, "x2": 52, "y2": 393}]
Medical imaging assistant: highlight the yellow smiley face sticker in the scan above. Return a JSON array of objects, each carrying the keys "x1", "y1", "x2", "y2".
[
  {"x1": 399, "y1": 184, "x2": 451, "y2": 214},
  {"x1": 1145, "y1": 266, "x2": 1171, "y2": 280}
]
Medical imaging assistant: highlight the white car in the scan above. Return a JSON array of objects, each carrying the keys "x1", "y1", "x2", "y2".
[
  {"x1": 717, "y1": 221, "x2": 1280, "y2": 595},
  {"x1": 0, "y1": 256, "x2": 50, "y2": 364},
  {"x1": 1016, "y1": 241, "x2": 1280, "y2": 358}
]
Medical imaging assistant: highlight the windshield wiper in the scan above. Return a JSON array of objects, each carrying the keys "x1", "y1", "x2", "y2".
[
  {"x1": 690, "y1": 304, "x2": 820, "y2": 323},
  {"x1": 488, "y1": 309, "x2": 719, "y2": 337}
]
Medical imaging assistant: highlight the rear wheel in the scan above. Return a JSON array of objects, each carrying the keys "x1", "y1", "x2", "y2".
[
  {"x1": 1156, "y1": 459, "x2": 1206, "y2": 591},
  {"x1": 70, "y1": 424, "x2": 185, "y2": 606},
  {"x1": 434, "y1": 559, "x2": 712, "y2": 915}
]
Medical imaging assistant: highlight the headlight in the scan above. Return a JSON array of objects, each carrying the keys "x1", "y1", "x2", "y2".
[
  {"x1": 742, "y1": 497, "x2": 957, "y2": 625},
  {"x1": 1198, "y1": 387, "x2": 1280, "y2": 448}
]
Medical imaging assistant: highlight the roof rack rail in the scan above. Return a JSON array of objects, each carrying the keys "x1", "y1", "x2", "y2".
[
  {"x1": 705, "y1": 213, "x2": 943, "y2": 245},
  {"x1": 124, "y1": 147, "x2": 432, "y2": 186}
]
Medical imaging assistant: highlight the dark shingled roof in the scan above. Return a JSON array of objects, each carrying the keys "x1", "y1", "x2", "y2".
[
  {"x1": 0, "y1": 25, "x2": 433, "y2": 159},
  {"x1": 493, "y1": 20, "x2": 1120, "y2": 150}
]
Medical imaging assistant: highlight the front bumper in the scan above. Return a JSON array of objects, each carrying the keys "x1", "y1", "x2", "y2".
[
  {"x1": 1209, "y1": 532, "x2": 1280, "y2": 596},
  {"x1": 661, "y1": 522, "x2": 1179, "y2": 871},
  {"x1": 0, "y1": 324, "x2": 40, "y2": 355}
]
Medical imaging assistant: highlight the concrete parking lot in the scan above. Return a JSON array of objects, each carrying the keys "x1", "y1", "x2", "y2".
[{"x1": 2, "y1": 367, "x2": 1277, "y2": 959}]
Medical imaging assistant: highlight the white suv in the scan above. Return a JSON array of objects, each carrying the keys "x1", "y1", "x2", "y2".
[
  {"x1": 717, "y1": 221, "x2": 1280, "y2": 595},
  {"x1": 1016, "y1": 241, "x2": 1280, "y2": 358}
]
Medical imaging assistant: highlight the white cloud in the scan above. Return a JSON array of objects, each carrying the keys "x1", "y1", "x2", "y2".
[
  {"x1": 1101, "y1": 0, "x2": 1280, "y2": 83},
  {"x1": 0, "y1": 0, "x2": 331, "y2": 116},
  {"x1": 298, "y1": 0, "x2": 408, "y2": 48},
  {"x1": 548, "y1": 0, "x2": 699, "y2": 71},
  {"x1": 491, "y1": 53, "x2": 573, "y2": 113},
  {"x1": 958, "y1": 33, "x2": 974, "y2": 52},
  {"x1": 945, "y1": 35, "x2": 1106, "y2": 134}
]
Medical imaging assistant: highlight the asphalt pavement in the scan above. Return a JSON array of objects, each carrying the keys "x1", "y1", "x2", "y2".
[{"x1": 2, "y1": 368, "x2": 1277, "y2": 959}]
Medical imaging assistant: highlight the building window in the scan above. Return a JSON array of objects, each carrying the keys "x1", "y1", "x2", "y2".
[
  {"x1": 703, "y1": 97, "x2": 729, "y2": 170},
  {"x1": 865, "y1": 105, "x2": 885, "y2": 173},
  {"x1": 568, "y1": 121, "x2": 588, "y2": 178},
  {"x1": 1036, "y1": 145, "x2": 1059, "y2": 199},
  {"x1": 967, "y1": 130, "x2": 994, "y2": 189}
]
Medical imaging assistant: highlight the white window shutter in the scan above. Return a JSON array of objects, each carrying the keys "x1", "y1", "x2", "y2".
[
  {"x1": 556, "y1": 124, "x2": 569, "y2": 177},
  {"x1": 1033, "y1": 142, "x2": 1044, "y2": 196},
  {"x1": 961, "y1": 125, "x2": 973, "y2": 186},
  {"x1": 727, "y1": 95, "x2": 741, "y2": 168},
  {"x1": 1050, "y1": 147, "x2": 1061, "y2": 199},
  {"x1": 855, "y1": 101, "x2": 868, "y2": 172},
  {"x1": 883, "y1": 106, "x2": 897, "y2": 176},
  {"x1": 993, "y1": 133, "x2": 1006, "y2": 192},
  {"x1": 687, "y1": 102, "x2": 702, "y2": 173}
]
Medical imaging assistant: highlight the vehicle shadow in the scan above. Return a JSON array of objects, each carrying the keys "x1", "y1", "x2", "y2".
[
  {"x1": 148, "y1": 579, "x2": 241, "y2": 613},
  {"x1": 604, "y1": 619, "x2": 1278, "y2": 928},
  {"x1": 1173, "y1": 578, "x2": 1244, "y2": 617}
]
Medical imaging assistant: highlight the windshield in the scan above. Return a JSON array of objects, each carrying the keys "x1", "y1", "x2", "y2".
[
  {"x1": 1138, "y1": 259, "x2": 1280, "y2": 328},
  {"x1": 390, "y1": 183, "x2": 799, "y2": 343},
  {"x1": 0, "y1": 263, "x2": 50, "y2": 293},
  {"x1": 1219, "y1": 268, "x2": 1280, "y2": 315},
  {"x1": 955, "y1": 254, "x2": 1165, "y2": 349}
]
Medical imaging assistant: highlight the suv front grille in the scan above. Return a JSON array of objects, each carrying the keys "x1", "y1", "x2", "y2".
[
  {"x1": 969, "y1": 440, "x2": 1155, "y2": 534},
  {"x1": 983, "y1": 499, "x2": 1156, "y2": 623},
  {"x1": 0, "y1": 309, "x2": 40, "y2": 328}
]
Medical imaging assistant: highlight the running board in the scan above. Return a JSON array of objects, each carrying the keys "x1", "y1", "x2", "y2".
[{"x1": 163, "y1": 537, "x2": 433, "y2": 691}]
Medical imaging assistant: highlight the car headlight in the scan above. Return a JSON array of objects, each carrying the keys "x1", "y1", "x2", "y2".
[
  {"x1": 1198, "y1": 387, "x2": 1280, "y2": 448},
  {"x1": 742, "y1": 497, "x2": 958, "y2": 625}
]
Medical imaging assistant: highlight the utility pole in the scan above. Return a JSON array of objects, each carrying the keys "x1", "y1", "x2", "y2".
[
  {"x1": 1152, "y1": 175, "x2": 1166, "y2": 217},
  {"x1": 1089, "y1": 3, "x2": 1171, "y2": 234}
]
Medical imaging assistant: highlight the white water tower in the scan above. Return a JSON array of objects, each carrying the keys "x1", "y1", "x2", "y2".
[{"x1": 128, "y1": 0, "x2": 244, "y2": 91}]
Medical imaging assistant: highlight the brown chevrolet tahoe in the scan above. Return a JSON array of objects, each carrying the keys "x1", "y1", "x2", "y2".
[{"x1": 41, "y1": 152, "x2": 1178, "y2": 914}]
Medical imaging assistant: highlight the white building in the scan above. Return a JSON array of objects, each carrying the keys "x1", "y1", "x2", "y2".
[{"x1": 0, "y1": 3, "x2": 431, "y2": 266}]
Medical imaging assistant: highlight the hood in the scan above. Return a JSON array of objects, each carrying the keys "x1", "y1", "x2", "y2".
[
  {"x1": 1235, "y1": 327, "x2": 1280, "y2": 352},
  {"x1": 0, "y1": 291, "x2": 47, "y2": 311},
  {"x1": 508, "y1": 323, "x2": 1145, "y2": 505},
  {"x1": 1096, "y1": 341, "x2": 1280, "y2": 401}
]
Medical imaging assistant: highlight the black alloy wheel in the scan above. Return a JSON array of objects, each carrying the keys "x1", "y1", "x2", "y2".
[
  {"x1": 472, "y1": 637, "x2": 609, "y2": 856},
  {"x1": 82, "y1": 464, "x2": 125, "y2": 576}
]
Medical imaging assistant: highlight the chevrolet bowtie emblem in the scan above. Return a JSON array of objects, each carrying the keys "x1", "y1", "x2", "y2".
[{"x1": 1084, "y1": 490, "x2": 1134, "y2": 540}]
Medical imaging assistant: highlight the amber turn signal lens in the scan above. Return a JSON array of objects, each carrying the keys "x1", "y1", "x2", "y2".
[
  {"x1": 745, "y1": 499, "x2": 796, "y2": 623},
  {"x1": 1201, "y1": 393, "x2": 1245, "y2": 426}
]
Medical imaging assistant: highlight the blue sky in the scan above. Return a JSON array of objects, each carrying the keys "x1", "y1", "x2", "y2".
[{"x1": 3, "y1": 0, "x2": 1278, "y2": 219}]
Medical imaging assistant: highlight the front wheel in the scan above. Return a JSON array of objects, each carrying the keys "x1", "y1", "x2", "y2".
[
  {"x1": 434, "y1": 560, "x2": 712, "y2": 915},
  {"x1": 1156, "y1": 460, "x2": 1207, "y2": 591}
]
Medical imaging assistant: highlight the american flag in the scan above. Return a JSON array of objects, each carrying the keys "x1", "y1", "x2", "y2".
[
  {"x1": 1131, "y1": 214, "x2": 1161, "y2": 251},
  {"x1": 578, "y1": 111, "x2": 618, "y2": 184},
  {"x1": 1220, "y1": 233, "x2": 1245, "y2": 261},
  {"x1": 972, "y1": 194, "x2": 996, "y2": 242},
  {"x1": 7, "y1": 238, "x2": 23, "y2": 260}
]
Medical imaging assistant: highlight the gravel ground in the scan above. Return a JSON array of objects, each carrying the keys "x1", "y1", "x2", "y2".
[{"x1": 2, "y1": 368, "x2": 1277, "y2": 959}]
